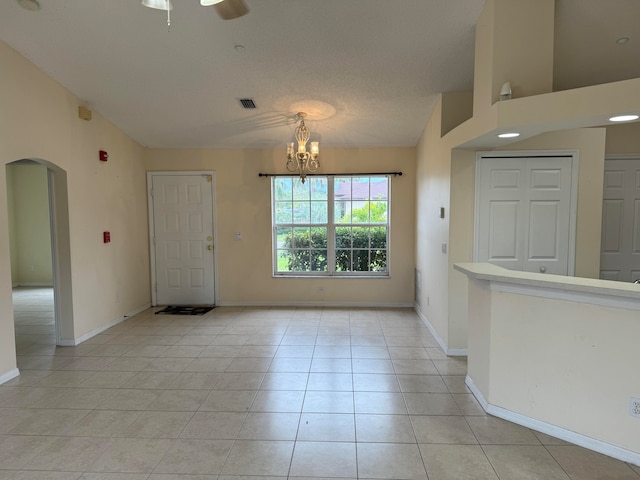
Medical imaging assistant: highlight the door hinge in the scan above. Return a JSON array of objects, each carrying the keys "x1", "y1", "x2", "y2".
[
  {"x1": 205, "y1": 175, "x2": 212, "y2": 183},
  {"x1": 154, "y1": 283, "x2": 157, "y2": 291}
]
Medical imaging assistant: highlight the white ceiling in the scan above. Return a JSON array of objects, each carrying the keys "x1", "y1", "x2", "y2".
[{"x1": 0, "y1": 0, "x2": 638, "y2": 150}]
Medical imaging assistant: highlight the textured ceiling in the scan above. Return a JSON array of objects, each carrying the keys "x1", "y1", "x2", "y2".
[{"x1": 0, "y1": 0, "x2": 638, "y2": 149}]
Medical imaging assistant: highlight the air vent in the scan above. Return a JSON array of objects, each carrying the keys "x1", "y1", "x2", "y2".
[{"x1": 239, "y1": 98, "x2": 257, "y2": 109}]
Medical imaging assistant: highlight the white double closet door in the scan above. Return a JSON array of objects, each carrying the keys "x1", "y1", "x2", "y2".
[{"x1": 475, "y1": 154, "x2": 575, "y2": 276}]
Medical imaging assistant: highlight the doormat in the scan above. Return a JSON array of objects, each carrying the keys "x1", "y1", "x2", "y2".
[{"x1": 155, "y1": 305, "x2": 215, "y2": 315}]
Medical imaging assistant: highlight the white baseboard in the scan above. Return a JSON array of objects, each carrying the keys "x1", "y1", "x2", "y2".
[
  {"x1": 465, "y1": 375, "x2": 489, "y2": 410},
  {"x1": 13, "y1": 282, "x2": 54, "y2": 287},
  {"x1": 446, "y1": 347, "x2": 468, "y2": 356},
  {"x1": 216, "y1": 301, "x2": 414, "y2": 308},
  {"x1": 413, "y1": 304, "x2": 467, "y2": 357},
  {"x1": 0, "y1": 368, "x2": 20, "y2": 386},
  {"x1": 123, "y1": 302, "x2": 153, "y2": 319},
  {"x1": 71, "y1": 302, "x2": 151, "y2": 346},
  {"x1": 466, "y1": 375, "x2": 640, "y2": 467}
]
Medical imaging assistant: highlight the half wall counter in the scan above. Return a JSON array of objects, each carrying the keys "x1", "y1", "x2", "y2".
[{"x1": 454, "y1": 262, "x2": 640, "y2": 466}]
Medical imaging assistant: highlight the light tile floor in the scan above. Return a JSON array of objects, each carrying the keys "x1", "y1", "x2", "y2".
[{"x1": 3, "y1": 287, "x2": 639, "y2": 479}]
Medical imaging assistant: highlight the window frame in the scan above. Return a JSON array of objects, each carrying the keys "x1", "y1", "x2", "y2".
[{"x1": 271, "y1": 174, "x2": 391, "y2": 277}]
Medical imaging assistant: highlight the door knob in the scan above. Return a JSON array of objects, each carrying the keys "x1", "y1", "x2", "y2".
[
  {"x1": 207, "y1": 245, "x2": 213, "y2": 250},
  {"x1": 540, "y1": 266, "x2": 546, "y2": 273}
]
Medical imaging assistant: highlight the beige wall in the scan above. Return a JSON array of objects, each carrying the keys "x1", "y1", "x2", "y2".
[
  {"x1": 6, "y1": 164, "x2": 53, "y2": 285},
  {"x1": 473, "y1": 0, "x2": 554, "y2": 116},
  {"x1": 0, "y1": 165, "x2": 17, "y2": 376},
  {"x1": 0, "y1": 39, "x2": 150, "y2": 378},
  {"x1": 414, "y1": 97, "x2": 453, "y2": 349},
  {"x1": 491, "y1": 292, "x2": 640, "y2": 454},
  {"x1": 144, "y1": 147, "x2": 416, "y2": 306},
  {"x1": 447, "y1": 149, "x2": 476, "y2": 349},
  {"x1": 605, "y1": 123, "x2": 640, "y2": 155}
]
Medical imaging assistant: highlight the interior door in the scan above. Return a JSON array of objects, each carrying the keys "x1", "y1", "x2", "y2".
[
  {"x1": 600, "y1": 158, "x2": 640, "y2": 282},
  {"x1": 476, "y1": 156, "x2": 573, "y2": 275},
  {"x1": 150, "y1": 173, "x2": 215, "y2": 305}
]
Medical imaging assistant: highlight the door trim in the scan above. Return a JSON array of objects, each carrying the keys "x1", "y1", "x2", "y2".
[
  {"x1": 7, "y1": 159, "x2": 75, "y2": 345},
  {"x1": 605, "y1": 154, "x2": 640, "y2": 160},
  {"x1": 473, "y1": 150, "x2": 579, "y2": 276},
  {"x1": 147, "y1": 171, "x2": 218, "y2": 306}
]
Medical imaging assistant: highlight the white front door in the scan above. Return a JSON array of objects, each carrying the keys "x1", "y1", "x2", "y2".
[
  {"x1": 476, "y1": 155, "x2": 574, "y2": 275},
  {"x1": 150, "y1": 173, "x2": 216, "y2": 305},
  {"x1": 600, "y1": 158, "x2": 640, "y2": 282}
]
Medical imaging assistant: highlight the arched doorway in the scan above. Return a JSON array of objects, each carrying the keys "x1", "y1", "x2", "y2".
[{"x1": 6, "y1": 159, "x2": 74, "y2": 346}]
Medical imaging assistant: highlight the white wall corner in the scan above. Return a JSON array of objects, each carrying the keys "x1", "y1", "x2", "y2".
[
  {"x1": 0, "y1": 368, "x2": 20, "y2": 386},
  {"x1": 414, "y1": 304, "x2": 467, "y2": 357},
  {"x1": 465, "y1": 374, "x2": 489, "y2": 411}
]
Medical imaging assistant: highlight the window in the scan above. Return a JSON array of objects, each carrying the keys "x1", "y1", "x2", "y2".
[{"x1": 273, "y1": 175, "x2": 390, "y2": 276}]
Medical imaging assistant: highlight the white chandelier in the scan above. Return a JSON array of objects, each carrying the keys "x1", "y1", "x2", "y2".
[{"x1": 286, "y1": 113, "x2": 320, "y2": 184}]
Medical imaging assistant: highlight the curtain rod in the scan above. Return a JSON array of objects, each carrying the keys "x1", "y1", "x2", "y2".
[{"x1": 258, "y1": 172, "x2": 403, "y2": 178}]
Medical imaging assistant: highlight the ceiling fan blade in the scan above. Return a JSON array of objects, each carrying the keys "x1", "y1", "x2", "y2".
[{"x1": 214, "y1": 0, "x2": 249, "y2": 20}]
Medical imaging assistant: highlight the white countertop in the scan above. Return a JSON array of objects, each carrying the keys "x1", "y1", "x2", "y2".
[{"x1": 454, "y1": 263, "x2": 640, "y2": 301}]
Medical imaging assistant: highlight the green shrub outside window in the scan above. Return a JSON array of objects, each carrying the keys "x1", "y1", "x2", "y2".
[{"x1": 273, "y1": 176, "x2": 389, "y2": 276}]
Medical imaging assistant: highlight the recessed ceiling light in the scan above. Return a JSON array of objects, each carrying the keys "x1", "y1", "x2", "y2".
[
  {"x1": 616, "y1": 37, "x2": 630, "y2": 45},
  {"x1": 234, "y1": 44, "x2": 246, "y2": 53},
  {"x1": 17, "y1": 0, "x2": 40, "y2": 11},
  {"x1": 497, "y1": 132, "x2": 520, "y2": 138},
  {"x1": 609, "y1": 114, "x2": 639, "y2": 122}
]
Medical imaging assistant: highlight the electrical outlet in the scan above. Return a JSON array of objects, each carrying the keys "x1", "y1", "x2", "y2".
[{"x1": 630, "y1": 397, "x2": 640, "y2": 418}]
